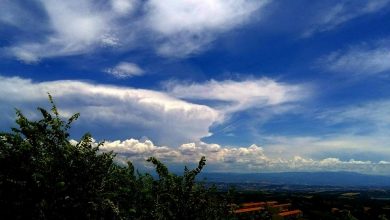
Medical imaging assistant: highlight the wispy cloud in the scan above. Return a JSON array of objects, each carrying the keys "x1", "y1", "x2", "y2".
[
  {"x1": 264, "y1": 134, "x2": 390, "y2": 160},
  {"x1": 104, "y1": 62, "x2": 144, "y2": 78},
  {"x1": 144, "y1": 0, "x2": 269, "y2": 56},
  {"x1": 319, "y1": 40, "x2": 390, "y2": 75},
  {"x1": 257, "y1": 99, "x2": 390, "y2": 164},
  {"x1": 166, "y1": 78, "x2": 308, "y2": 113},
  {"x1": 303, "y1": 0, "x2": 390, "y2": 37},
  {"x1": 1, "y1": 0, "x2": 270, "y2": 62},
  {"x1": 165, "y1": 78, "x2": 310, "y2": 142},
  {"x1": 3, "y1": 0, "x2": 115, "y2": 63},
  {"x1": 316, "y1": 99, "x2": 390, "y2": 133}
]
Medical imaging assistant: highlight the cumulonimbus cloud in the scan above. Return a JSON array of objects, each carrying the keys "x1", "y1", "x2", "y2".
[
  {"x1": 0, "y1": 75, "x2": 306, "y2": 146},
  {"x1": 0, "y1": 75, "x2": 220, "y2": 145}
]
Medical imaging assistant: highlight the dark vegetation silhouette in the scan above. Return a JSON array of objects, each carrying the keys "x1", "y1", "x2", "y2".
[{"x1": 0, "y1": 95, "x2": 233, "y2": 219}]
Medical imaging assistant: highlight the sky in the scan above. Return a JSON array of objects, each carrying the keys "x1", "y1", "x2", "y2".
[{"x1": 1, "y1": 0, "x2": 390, "y2": 175}]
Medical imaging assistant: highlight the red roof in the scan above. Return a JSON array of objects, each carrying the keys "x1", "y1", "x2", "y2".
[
  {"x1": 241, "y1": 201, "x2": 278, "y2": 207},
  {"x1": 241, "y1": 202, "x2": 265, "y2": 207},
  {"x1": 278, "y1": 210, "x2": 302, "y2": 217},
  {"x1": 234, "y1": 206, "x2": 264, "y2": 214},
  {"x1": 270, "y1": 203, "x2": 291, "y2": 208}
]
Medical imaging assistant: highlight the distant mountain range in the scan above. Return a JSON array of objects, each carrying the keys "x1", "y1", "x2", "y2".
[{"x1": 198, "y1": 172, "x2": 390, "y2": 187}]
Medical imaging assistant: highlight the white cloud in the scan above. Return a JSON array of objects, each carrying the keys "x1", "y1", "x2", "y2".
[
  {"x1": 43, "y1": 1, "x2": 106, "y2": 44},
  {"x1": 111, "y1": 0, "x2": 137, "y2": 15},
  {"x1": 303, "y1": 0, "x2": 390, "y2": 37},
  {"x1": 4, "y1": 0, "x2": 114, "y2": 62},
  {"x1": 144, "y1": 0, "x2": 263, "y2": 35},
  {"x1": 0, "y1": 75, "x2": 220, "y2": 145},
  {"x1": 101, "y1": 139, "x2": 181, "y2": 161},
  {"x1": 104, "y1": 62, "x2": 144, "y2": 78},
  {"x1": 99, "y1": 139, "x2": 273, "y2": 171},
  {"x1": 2, "y1": 0, "x2": 269, "y2": 61},
  {"x1": 167, "y1": 78, "x2": 308, "y2": 113},
  {"x1": 320, "y1": 41, "x2": 390, "y2": 75},
  {"x1": 10, "y1": 48, "x2": 40, "y2": 64},
  {"x1": 281, "y1": 156, "x2": 387, "y2": 174},
  {"x1": 1, "y1": 0, "x2": 116, "y2": 62},
  {"x1": 143, "y1": 0, "x2": 269, "y2": 56}
]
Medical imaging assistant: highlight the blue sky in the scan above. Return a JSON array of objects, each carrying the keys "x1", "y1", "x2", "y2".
[{"x1": 2, "y1": 0, "x2": 390, "y2": 174}]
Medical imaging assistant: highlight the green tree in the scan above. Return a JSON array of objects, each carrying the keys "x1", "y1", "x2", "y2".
[
  {"x1": 146, "y1": 156, "x2": 229, "y2": 220},
  {"x1": 0, "y1": 95, "x2": 122, "y2": 219},
  {"x1": 0, "y1": 96, "x2": 231, "y2": 219}
]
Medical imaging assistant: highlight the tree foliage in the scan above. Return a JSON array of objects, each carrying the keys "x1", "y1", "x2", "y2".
[{"x1": 0, "y1": 96, "x2": 231, "y2": 219}]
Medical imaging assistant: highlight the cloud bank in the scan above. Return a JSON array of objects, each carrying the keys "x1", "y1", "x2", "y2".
[{"x1": 98, "y1": 138, "x2": 390, "y2": 175}]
